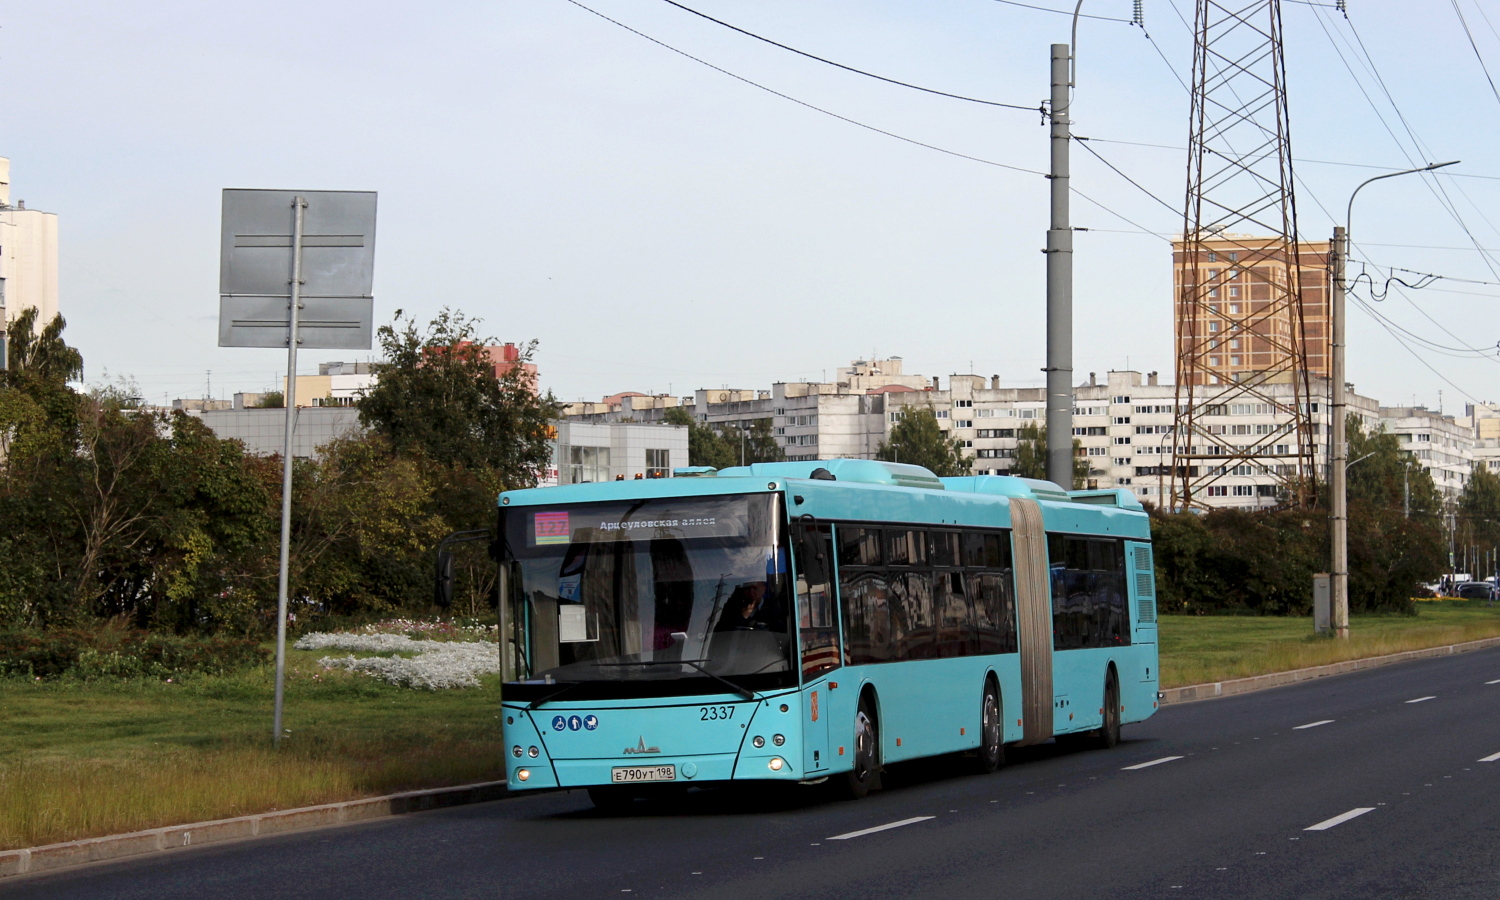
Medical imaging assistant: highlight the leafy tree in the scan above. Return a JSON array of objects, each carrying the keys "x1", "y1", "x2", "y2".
[
  {"x1": 663, "y1": 407, "x2": 784, "y2": 468},
  {"x1": 1343, "y1": 415, "x2": 1444, "y2": 611},
  {"x1": 875, "y1": 407, "x2": 972, "y2": 477},
  {"x1": 255, "y1": 391, "x2": 284, "y2": 408},
  {"x1": 4, "y1": 307, "x2": 84, "y2": 388},
  {"x1": 1457, "y1": 460, "x2": 1500, "y2": 578},
  {"x1": 358, "y1": 309, "x2": 556, "y2": 488},
  {"x1": 1011, "y1": 423, "x2": 1090, "y2": 488}
]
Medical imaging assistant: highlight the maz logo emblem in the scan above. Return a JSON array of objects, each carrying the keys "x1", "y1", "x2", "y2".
[{"x1": 623, "y1": 737, "x2": 661, "y2": 755}]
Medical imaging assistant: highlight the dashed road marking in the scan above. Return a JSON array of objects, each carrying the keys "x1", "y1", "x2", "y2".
[
  {"x1": 1293, "y1": 720, "x2": 1335, "y2": 730},
  {"x1": 828, "y1": 816, "x2": 935, "y2": 841},
  {"x1": 1122, "y1": 755, "x2": 1184, "y2": 771},
  {"x1": 1406, "y1": 696, "x2": 1436, "y2": 704},
  {"x1": 1487, "y1": 679, "x2": 1500, "y2": 685},
  {"x1": 1305, "y1": 808, "x2": 1376, "y2": 831},
  {"x1": 1479, "y1": 751, "x2": 1500, "y2": 763}
]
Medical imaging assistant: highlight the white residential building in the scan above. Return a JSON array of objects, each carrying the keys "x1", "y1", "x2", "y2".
[
  {"x1": 0, "y1": 158, "x2": 60, "y2": 339},
  {"x1": 1378, "y1": 406, "x2": 1474, "y2": 501}
]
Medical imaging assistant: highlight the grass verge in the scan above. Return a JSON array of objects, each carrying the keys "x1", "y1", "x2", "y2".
[
  {"x1": 0, "y1": 648, "x2": 502, "y2": 851},
  {"x1": 1159, "y1": 600, "x2": 1500, "y2": 688}
]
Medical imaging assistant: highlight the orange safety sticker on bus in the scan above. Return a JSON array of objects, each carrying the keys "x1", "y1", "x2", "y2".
[{"x1": 810, "y1": 691, "x2": 819, "y2": 722}]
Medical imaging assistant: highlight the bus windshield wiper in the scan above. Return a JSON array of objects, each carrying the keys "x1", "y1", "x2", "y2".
[
  {"x1": 595, "y1": 658, "x2": 756, "y2": 701},
  {"x1": 525, "y1": 680, "x2": 585, "y2": 710}
]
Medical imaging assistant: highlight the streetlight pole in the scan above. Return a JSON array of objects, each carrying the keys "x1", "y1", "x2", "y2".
[{"x1": 1330, "y1": 160, "x2": 1458, "y2": 638}]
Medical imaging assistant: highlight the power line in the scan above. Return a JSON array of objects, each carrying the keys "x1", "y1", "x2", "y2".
[
  {"x1": 988, "y1": 0, "x2": 1132, "y2": 23},
  {"x1": 560, "y1": 0, "x2": 1047, "y2": 176},
  {"x1": 653, "y1": 0, "x2": 1040, "y2": 111},
  {"x1": 1070, "y1": 188, "x2": 1174, "y2": 242},
  {"x1": 1450, "y1": 0, "x2": 1500, "y2": 109},
  {"x1": 1073, "y1": 137, "x2": 1181, "y2": 216}
]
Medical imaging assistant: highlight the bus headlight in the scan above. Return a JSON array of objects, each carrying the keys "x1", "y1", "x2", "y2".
[
  {"x1": 768, "y1": 757, "x2": 785, "y2": 772},
  {"x1": 516, "y1": 769, "x2": 531, "y2": 782},
  {"x1": 752, "y1": 736, "x2": 765, "y2": 748},
  {"x1": 772, "y1": 734, "x2": 785, "y2": 746},
  {"x1": 528, "y1": 746, "x2": 540, "y2": 758}
]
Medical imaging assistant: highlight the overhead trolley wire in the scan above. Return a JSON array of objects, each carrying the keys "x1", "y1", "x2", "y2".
[
  {"x1": 1450, "y1": 0, "x2": 1500, "y2": 109},
  {"x1": 988, "y1": 0, "x2": 1133, "y2": 23},
  {"x1": 653, "y1": 0, "x2": 1040, "y2": 111},
  {"x1": 560, "y1": 0, "x2": 1047, "y2": 176}
]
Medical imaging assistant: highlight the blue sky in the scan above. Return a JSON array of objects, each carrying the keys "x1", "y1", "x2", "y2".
[{"x1": 5, "y1": 0, "x2": 1500, "y2": 412}]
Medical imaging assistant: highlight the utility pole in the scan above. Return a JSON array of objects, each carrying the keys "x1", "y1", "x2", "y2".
[
  {"x1": 1331, "y1": 225, "x2": 1349, "y2": 639},
  {"x1": 1331, "y1": 159, "x2": 1457, "y2": 635},
  {"x1": 1044, "y1": 41, "x2": 1074, "y2": 490}
]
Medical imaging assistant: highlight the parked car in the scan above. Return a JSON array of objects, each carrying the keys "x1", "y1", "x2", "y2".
[{"x1": 1455, "y1": 581, "x2": 1498, "y2": 601}]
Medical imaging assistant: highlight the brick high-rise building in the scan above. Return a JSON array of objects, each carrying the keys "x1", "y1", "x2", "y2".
[{"x1": 1172, "y1": 234, "x2": 1330, "y2": 385}]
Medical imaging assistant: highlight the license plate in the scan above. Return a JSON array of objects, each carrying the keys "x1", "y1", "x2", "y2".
[{"x1": 611, "y1": 765, "x2": 676, "y2": 783}]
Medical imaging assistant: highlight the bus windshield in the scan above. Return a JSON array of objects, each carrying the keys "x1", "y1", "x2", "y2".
[{"x1": 500, "y1": 494, "x2": 795, "y2": 697}]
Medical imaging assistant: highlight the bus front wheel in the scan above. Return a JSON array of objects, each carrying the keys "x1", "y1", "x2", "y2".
[{"x1": 834, "y1": 698, "x2": 880, "y2": 800}]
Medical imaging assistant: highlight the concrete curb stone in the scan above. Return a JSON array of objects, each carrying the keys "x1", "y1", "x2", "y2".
[
  {"x1": 1160, "y1": 635, "x2": 1500, "y2": 705},
  {"x1": 0, "y1": 779, "x2": 507, "y2": 880}
]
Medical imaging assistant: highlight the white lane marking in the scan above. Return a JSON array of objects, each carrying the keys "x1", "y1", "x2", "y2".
[
  {"x1": 828, "y1": 816, "x2": 935, "y2": 841},
  {"x1": 1406, "y1": 696, "x2": 1437, "y2": 704},
  {"x1": 1305, "y1": 807, "x2": 1376, "y2": 831},
  {"x1": 1479, "y1": 751, "x2": 1500, "y2": 763},
  {"x1": 1293, "y1": 720, "x2": 1335, "y2": 730},
  {"x1": 1122, "y1": 755, "x2": 1184, "y2": 771},
  {"x1": 1487, "y1": 679, "x2": 1500, "y2": 685}
]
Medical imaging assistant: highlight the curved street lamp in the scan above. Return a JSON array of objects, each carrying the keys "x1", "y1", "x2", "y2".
[{"x1": 1329, "y1": 159, "x2": 1460, "y2": 638}]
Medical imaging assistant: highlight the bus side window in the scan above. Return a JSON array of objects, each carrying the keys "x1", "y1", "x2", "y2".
[
  {"x1": 797, "y1": 523, "x2": 840, "y2": 676},
  {"x1": 838, "y1": 526, "x2": 881, "y2": 567}
]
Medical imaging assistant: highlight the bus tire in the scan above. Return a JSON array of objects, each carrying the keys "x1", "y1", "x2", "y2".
[
  {"x1": 1096, "y1": 671, "x2": 1121, "y2": 750},
  {"x1": 587, "y1": 785, "x2": 636, "y2": 812},
  {"x1": 974, "y1": 680, "x2": 1004, "y2": 774},
  {"x1": 834, "y1": 697, "x2": 880, "y2": 800}
]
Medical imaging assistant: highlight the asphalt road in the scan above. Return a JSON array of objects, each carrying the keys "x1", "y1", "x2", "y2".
[{"x1": 7, "y1": 648, "x2": 1500, "y2": 900}]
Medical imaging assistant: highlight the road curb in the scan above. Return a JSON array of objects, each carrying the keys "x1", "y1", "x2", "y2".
[
  {"x1": 1160, "y1": 634, "x2": 1500, "y2": 705},
  {"x1": 0, "y1": 779, "x2": 507, "y2": 879}
]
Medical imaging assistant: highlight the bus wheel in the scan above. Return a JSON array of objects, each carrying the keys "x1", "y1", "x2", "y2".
[
  {"x1": 974, "y1": 681, "x2": 1004, "y2": 774},
  {"x1": 1096, "y1": 672, "x2": 1121, "y2": 750},
  {"x1": 834, "y1": 698, "x2": 880, "y2": 800},
  {"x1": 587, "y1": 785, "x2": 636, "y2": 812}
]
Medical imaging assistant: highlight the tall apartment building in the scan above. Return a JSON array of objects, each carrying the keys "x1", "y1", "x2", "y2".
[
  {"x1": 1173, "y1": 234, "x2": 1330, "y2": 385},
  {"x1": 0, "y1": 158, "x2": 61, "y2": 344}
]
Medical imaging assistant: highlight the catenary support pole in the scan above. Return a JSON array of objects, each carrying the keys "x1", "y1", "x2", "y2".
[
  {"x1": 1332, "y1": 159, "x2": 1458, "y2": 633},
  {"x1": 273, "y1": 195, "x2": 306, "y2": 746},
  {"x1": 1045, "y1": 42, "x2": 1074, "y2": 489},
  {"x1": 1330, "y1": 226, "x2": 1349, "y2": 639}
]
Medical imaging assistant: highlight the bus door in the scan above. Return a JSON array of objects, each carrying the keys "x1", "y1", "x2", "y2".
[
  {"x1": 794, "y1": 520, "x2": 838, "y2": 775},
  {"x1": 1126, "y1": 540, "x2": 1158, "y2": 688},
  {"x1": 1009, "y1": 498, "x2": 1054, "y2": 746}
]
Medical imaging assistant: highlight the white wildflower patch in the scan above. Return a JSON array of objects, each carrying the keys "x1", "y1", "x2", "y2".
[{"x1": 294, "y1": 632, "x2": 498, "y2": 690}]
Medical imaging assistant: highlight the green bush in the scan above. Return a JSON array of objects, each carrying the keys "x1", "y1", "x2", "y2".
[{"x1": 0, "y1": 630, "x2": 269, "y2": 680}]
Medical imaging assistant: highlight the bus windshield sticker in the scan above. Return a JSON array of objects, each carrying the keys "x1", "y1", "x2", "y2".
[{"x1": 534, "y1": 511, "x2": 571, "y2": 545}]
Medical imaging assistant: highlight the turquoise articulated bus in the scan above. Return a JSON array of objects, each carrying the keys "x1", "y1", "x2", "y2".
[{"x1": 495, "y1": 458, "x2": 1159, "y2": 808}]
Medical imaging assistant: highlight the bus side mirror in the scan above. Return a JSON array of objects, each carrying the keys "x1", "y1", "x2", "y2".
[{"x1": 435, "y1": 550, "x2": 455, "y2": 609}]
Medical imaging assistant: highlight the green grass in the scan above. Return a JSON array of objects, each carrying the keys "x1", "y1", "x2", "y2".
[
  {"x1": 0, "y1": 648, "x2": 502, "y2": 851},
  {"x1": 1159, "y1": 600, "x2": 1500, "y2": 688}
]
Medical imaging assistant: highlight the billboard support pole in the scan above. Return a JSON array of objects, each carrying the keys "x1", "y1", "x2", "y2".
[{"x1": 272, "y1": 195, "x2": 306, "y2": 748}]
